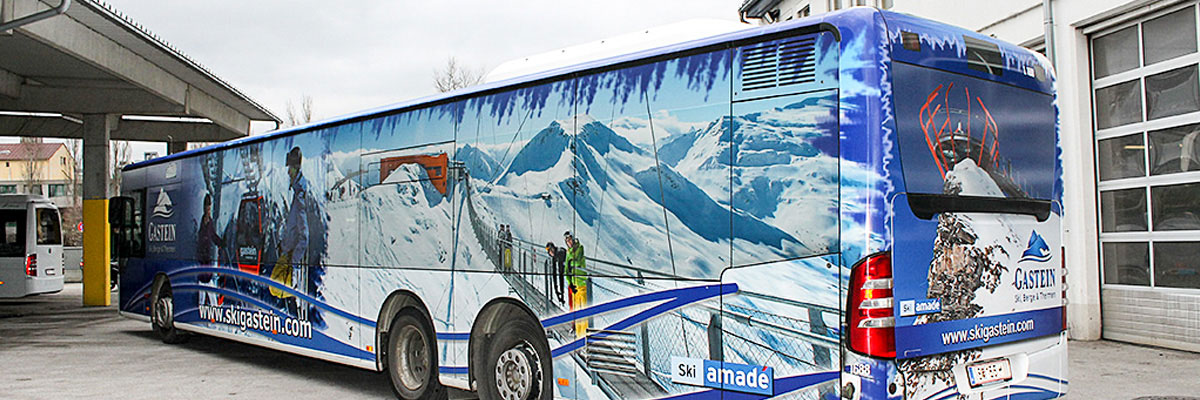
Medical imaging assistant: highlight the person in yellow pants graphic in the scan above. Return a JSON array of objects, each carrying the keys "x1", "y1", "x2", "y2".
[
  {"x1": 271, "y1": 147, "x2": 310, "y2": 321},
  {"x1": 501, "y1": 225, "x2": 513, "y2": 270},
  {"x1": 564, "y1": 231, "x2": 588, "y2": 337}
]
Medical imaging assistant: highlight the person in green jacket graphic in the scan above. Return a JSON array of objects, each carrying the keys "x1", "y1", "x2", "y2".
[{"x1": 564, "y1": 231, "x2": 588, "y2": 337}]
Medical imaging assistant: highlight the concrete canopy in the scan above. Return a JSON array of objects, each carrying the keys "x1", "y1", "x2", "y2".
[
  {"x1": 0, "y1": 0, "x2": 280, "y2": 141},
  {"x1": 0, "y1": 0, "x2": 280, "y2": 307}
]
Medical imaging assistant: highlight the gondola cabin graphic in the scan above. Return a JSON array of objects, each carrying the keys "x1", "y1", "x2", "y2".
[
  {"x1": 379, "y1": 154, "x2": 450, "y2": 195},
  {"x1": 236, "y1": 193, "x2": 264, "y2": 275}
]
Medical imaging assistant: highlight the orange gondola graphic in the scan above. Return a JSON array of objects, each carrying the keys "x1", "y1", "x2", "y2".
[{"x1": 379, "y1": 153, "x2": 450, "y2": 195}]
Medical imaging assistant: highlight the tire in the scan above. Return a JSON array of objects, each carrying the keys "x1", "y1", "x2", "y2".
[
  {"x1": 150, "y1": 278, "x2": 188, "y2": 344},
  {"x1": 478, "y1": 319, "x2": 552, "y2": 400},
  {"x1": 386, "y1": 310, "x2": 445, "y2": 400}
]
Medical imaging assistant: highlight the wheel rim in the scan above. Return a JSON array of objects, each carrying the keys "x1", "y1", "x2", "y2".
[
  {"x1": 494, "y1": 342, "x2": 540, "y2": 400},
  {"x1": 154, "y1": 293, "x2": 173, "y2": 329},
  {"x1": 395, "y1": 325, "x2": 429, "y2": 392}
]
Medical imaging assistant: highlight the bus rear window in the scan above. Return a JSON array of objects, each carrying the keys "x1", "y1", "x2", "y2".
[
  {"x1": 0, "y1": 210, "x2": 25, "y2": 257},
  {"x1": 893, "y1": 62, "x2": 1056, "y2": 200},
  {"x1": 37, "y1": 208, "x2": 61, "y2": 245}
]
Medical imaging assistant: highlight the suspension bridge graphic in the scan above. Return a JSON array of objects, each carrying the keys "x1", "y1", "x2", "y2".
[{"x1": 449, "y1": 165, "x2": 842, "y2": 399}]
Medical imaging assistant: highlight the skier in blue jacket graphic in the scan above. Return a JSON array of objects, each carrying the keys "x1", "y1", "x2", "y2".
[{"x1": 272, "y1": 146, "x2": 310, "y2": 320}]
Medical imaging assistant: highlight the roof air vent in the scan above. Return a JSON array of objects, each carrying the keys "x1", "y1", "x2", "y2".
[{"x1": 740, "y1": 36, "x2": 817, "y2": 92}]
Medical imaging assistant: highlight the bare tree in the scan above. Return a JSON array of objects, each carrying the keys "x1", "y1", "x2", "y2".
[
  {"x1": 61, "y1": 138, "x2": 82, "y2": 246},
  {"x1": 64, "y1": 139, "x2": 81, "y2": 207},
  {"x1": 19, "y1": 137, "x2": 43, "y2": 195},
  {"x1": 109, "y1": 140, "x2": 131, "y2": 195},
  {"x1": 433, "y1": 57, "x2": 485, "y2": 93},
  {"x1": 285, "y1": 95, "x2": 315, "y2": 127}
]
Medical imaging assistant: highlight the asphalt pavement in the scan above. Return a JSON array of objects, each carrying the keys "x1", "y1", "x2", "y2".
[{"x1": 1, "y1": 284, "x2": 1197, "y2": 399}]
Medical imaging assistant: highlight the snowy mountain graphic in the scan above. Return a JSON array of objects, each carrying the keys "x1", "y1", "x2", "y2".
[
  {"x1": 457, "y1": 97, "x2": 839, "y2": 277},
  {"x1": 1020, "y1": 230, "x2": 1052, "y2": 263},
  {"x1": 152, "y1": 188, "x2": 173, "y2": 219}
]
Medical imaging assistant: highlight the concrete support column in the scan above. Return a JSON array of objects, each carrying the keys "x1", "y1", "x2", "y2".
[
  {"x1": 82, "y1": 113, "x2": 114, "y2": 306},
  {"x1": 167, "y1": 141, "x2": 186, "y2": 155},
  {"x1": 1058, "y1": 24, "x2": 1102, "y2": 340}
]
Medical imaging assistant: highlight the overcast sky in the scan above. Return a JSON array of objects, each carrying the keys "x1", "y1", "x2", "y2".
[{"x1": 101, "y1": 0, "x2": 744, "y2": 135}]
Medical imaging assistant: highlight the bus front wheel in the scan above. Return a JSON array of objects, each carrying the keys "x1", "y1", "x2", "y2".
[
  {"x1": 386, "y1": 310, "x2": 444, "y2": 400},
  {"x1": 479, "y1": 319, "x2": 551, "y2": 400},
  {"x1": 150, "y1": 279, "x2": 188, "y2": 344}
]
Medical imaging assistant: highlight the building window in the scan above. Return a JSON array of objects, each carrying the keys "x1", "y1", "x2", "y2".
[
  {"x1": 0, "y1": 185, "x2": 16, "y2": 194},
  {"x1": 1094, "y1": 4, "x2": 1200, "y2": 290},
  {"x1": 48, "y1": 184, "x2": 66, "y2": 198},
  {"x1": 29, "y1": 185, "x2": 42, "y2": 196}
]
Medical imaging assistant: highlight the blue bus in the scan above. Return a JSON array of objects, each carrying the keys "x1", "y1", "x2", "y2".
[{"x1": 112, "y1": 8, "x2": 1066, "y2": 400}]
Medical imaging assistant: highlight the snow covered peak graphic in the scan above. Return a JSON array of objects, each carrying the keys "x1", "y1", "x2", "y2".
[
  {"x1": 455, "y1": 93, "x2": 843, "y2": 278},
  {"x1": 152, "y1": 188, "x2": 173, "y2": 219},
  {"x1": 1020, "y1": 230, "x2": 1052, "y2": 263},
  {"x1": 943, "y1": 159, "x2": 1005, "y2": 197}
]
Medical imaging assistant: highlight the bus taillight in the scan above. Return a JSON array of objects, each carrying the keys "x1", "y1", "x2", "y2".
[
  {"x1": 25, "y1": 254, "x2": 37, "y2": 277},
  {"x1": 848, "y1": 252, "x2": 895, "y2": 358}
]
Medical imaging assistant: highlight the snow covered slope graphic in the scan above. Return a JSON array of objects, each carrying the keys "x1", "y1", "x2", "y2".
[{"x1": 455, "y1": 93, "x2": 840, "y2": 280}]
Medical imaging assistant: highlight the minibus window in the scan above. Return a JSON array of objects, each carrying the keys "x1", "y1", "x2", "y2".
[
  {"x1": 0, "y1": 210, "x2": 25, "y2": 257},
  {"x1": 36, "y1": 208, "x2": 62, "y2": 245}
]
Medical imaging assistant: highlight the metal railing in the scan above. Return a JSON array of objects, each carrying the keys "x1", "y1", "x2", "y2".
[{"x1": 459, "y1": 176, "x2": 838, "y2": 399}]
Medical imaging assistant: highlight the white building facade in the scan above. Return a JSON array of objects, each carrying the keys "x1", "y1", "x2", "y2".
[
  {"x1": 890, "y1": 0, "x2": 1200, "y2": 353},
  {"x1": 742, "y1": 0, "x2": 1200, "y2": 352}
]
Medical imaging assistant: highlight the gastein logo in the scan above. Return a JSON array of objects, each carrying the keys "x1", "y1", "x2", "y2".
[
  {"x1": 148, "y1": 189, "x2": 176, "y2": 243},
  {"x1": 1019, "y1": 230, "x2": 1051, "y2": 263},
  {"x1": 152, "y1": 188, "x2": 174, "y2": 219}
]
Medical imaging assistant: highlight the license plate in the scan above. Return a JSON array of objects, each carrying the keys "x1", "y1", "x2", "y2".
[{"x1": 966, "y1": 359, "x2": 1012, "y2": 388}]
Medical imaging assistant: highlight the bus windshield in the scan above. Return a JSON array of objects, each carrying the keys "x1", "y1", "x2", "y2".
[{"x1": 893, "y1": 62, "x2": 1057, "y2": 201}]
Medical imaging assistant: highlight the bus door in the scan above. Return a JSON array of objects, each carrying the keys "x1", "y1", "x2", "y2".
[{"x1": 30, "y1": 205, "x2": 64, "y2": 287}]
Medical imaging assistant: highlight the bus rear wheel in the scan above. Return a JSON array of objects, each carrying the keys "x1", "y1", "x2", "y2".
[
  {"x1": 386, "y1": 310, "x2": 444, "y2": 400},
  {"x1": 150, "y1": 279, "x2": 188, "y2": 344},
  {"x1": 479, "y1": 319, "x2": 551, "y2": 400}
]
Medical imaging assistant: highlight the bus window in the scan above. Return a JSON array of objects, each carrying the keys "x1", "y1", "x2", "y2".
[
  {"x1": 0, "y1": 210, "x2": 25, "y2": 257},
  {"x1": 36, "y1": 208, "x2": 62, "y2": 245}
]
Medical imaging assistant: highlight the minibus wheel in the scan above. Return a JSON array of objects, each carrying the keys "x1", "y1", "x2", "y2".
[
  {"x1": 150, "y1": 279, "x2": 187, "y2": 344},
  {"x1": 479, "y1": 319, "x2": 551, "y2": 400},
  {"x1": 386, "y1": 310, "x2": 444, "y2": 400}
]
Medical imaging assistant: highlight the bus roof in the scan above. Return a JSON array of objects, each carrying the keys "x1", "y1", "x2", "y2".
[
  {"x1": 123, "y1": 8, "x2": 872, "y2": 172},
  {"x1": 124, "y1": 8, "x2": 1051, "y2": 172}
]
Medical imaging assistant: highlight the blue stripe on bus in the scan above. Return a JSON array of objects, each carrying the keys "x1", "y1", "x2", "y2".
[
  {"x1": 920, "y1": 385, "x2": 956, "y2": 400},
  {"x1": 549, "y1": 283, "x2": 737, "y2": 358},
  {"x1": 148, "y1": 266, "x2": 376, "y2": 326},
  {"x1": 1026, "y1": 373, "x2": 1067, "y2": 385},
  {"x1": 539, "y1": 283, "x2": 735, "y2": 328},
  {"x1": 436, "y1": 332, "x2": 471, "y2": 341},
  {"x1": 1002, "y1": 387, "x2": 1065, "y2": 400},
  {"x1": 171, "y1": 284, "x2": 293, "y2": 318},
  {"x1": 168, "y1": 285, "x2": 376, "y2": 361},
  {"x1": 438, "y1": 366, "x2": 469, "y2": 374},
  {"x1": 656, "y1": 370, "x2": 838, "y2": 399},
  {"x1": 133, "y1": 265, "x2": 740, "y2": 360}
]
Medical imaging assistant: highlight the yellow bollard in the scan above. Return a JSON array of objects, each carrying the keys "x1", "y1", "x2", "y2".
[{"x1": 82, "y1": 199, "x2": 110, "y2": 306}]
